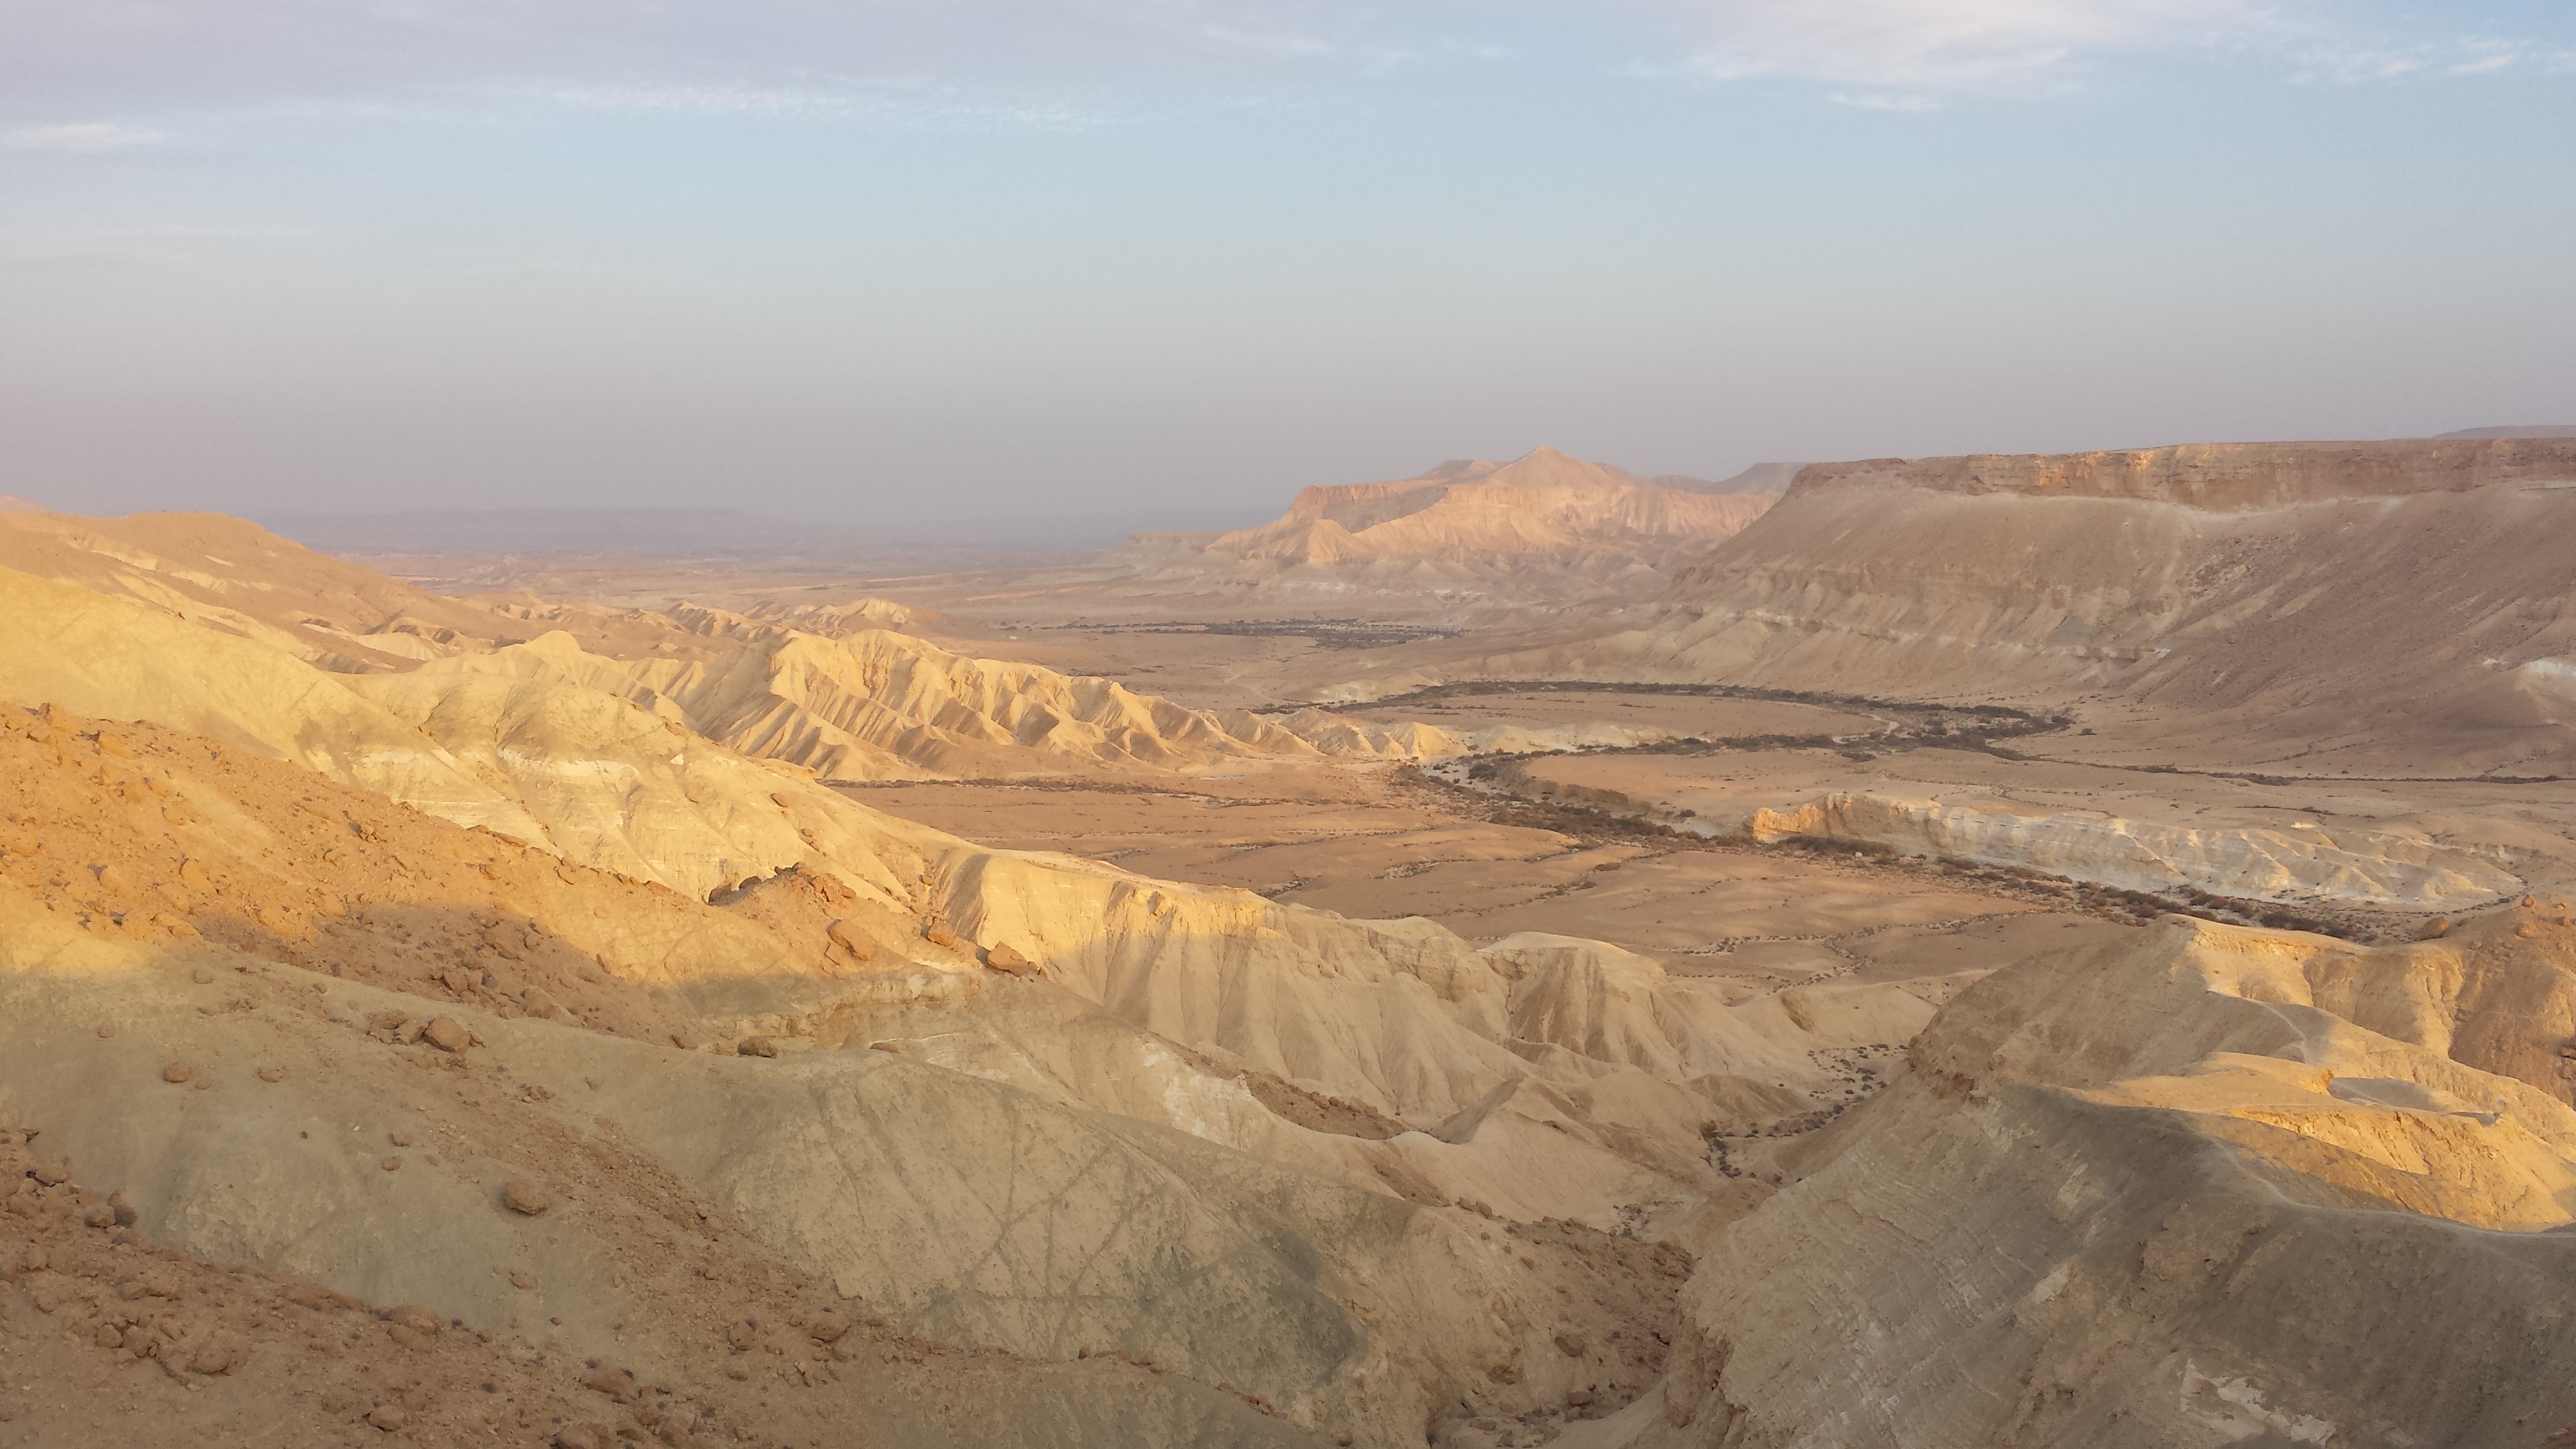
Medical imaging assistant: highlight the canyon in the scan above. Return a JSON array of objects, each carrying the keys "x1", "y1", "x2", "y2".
[{"x1": 4, "y1": 439, "x2": 2572, "y2": 1449}]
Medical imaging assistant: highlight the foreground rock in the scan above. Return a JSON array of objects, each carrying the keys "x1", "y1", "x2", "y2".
[{"x1": 1624, "y1": 904, "x2": 2576, "y2": 1448}]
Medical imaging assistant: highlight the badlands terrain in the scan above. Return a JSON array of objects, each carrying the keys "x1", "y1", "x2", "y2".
[{"x1": 4, "y1": 437, "x2": 2575, "y2": 1449}]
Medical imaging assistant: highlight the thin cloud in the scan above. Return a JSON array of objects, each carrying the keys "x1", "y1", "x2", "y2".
[
  {"x1": 2289, "y1": 34, "x2": 2547, "y2": 86},
  {"x1": 1659, "y1": 1, "x2": 2574, "y2": 99},
  {"x1": 1, "y1": 122, "x2": 171, "y2": 152},
  {"x1": 1830, "y1": 89, "x2": 1946, "y2": 110},
  {"x1": 532, "y1": 80, "x2": 1131, "y2": 132},
  {"x1": 1677, "y1": 0, "x2": 2253, "y2": 92}
]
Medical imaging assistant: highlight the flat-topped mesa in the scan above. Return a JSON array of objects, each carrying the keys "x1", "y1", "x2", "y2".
[
  {"x1": 1573, "y1": 434, "x2": 2576, "y2": 773},
  {"x1": 1787, "y1": 436, "x2": 2576, "y2": 510}
]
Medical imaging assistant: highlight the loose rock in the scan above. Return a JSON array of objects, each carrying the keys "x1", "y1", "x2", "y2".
[
  {"x1": 500, "y1": 1180, "x2": 553, "y2": 1216},
  {"x1": 162, "y1": 1061, "x2": 192, "y2": 1084},
  {"x1": 985, "y1": 942, "x2": 1040, "y2": 978}
]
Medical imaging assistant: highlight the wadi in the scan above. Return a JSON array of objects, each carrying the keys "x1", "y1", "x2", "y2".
[{"x1": 4, "y1": 437, "x2": 2574, "y2": 1449}]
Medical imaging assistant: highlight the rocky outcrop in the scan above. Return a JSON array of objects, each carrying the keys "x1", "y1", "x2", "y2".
[{"x1": 1743, "y1": 791, "x2": 2522, "y2": 907}]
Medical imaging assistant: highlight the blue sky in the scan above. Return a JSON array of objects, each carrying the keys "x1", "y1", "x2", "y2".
[{"x1": 4, "y1": 0, "x2": 2572, "y2": 529}]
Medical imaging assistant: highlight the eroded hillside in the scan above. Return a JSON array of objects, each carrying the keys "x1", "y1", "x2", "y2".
[
  {"x1": 1470, "y1": 437, "x2": 2576, "y2": 774},
  {"x1": 9, "y1": 442, "x2": 2573, "y2": 1449}
]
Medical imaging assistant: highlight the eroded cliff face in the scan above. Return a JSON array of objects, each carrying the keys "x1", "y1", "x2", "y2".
[
  {"x1": 1783, "y1": 436, "x2": 2576, "y2": 509},
  {"x1": 1743, "y1": 791, "x2": 2522, "y2": 908},
  {"x1": 1634, "y1": 909, "x2": 2576, "y2": 1449},
  {"x1": 1508, "y1": 437, "x2": 2576, "y2": 772}
]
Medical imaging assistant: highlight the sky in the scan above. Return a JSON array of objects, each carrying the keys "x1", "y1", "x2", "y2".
[{"x1": 4, "y1": 0, "x2": 2573, "y2": 532}]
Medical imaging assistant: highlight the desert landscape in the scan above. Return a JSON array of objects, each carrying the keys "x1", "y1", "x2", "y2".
[
  {"x1": 9, "y1": 1, "x2": 2575, "y2": 1438},
  {"x1": 5, "y1": 434, "x2": 2574, "y2": 1448}
]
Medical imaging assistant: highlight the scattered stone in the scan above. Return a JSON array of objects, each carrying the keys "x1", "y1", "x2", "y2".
[
  {"x1": 581, "y1": 1364, "x2": 640, "y2": 1400},
  {"x1": 1554, "y1": 1332, "x2": 1588, "y2": 1357},
  {"x1": 190, "y1": 968, "x2": 215, "y2": 985},
  {"x1": 366, "y1": 1403, "x2": 407, "y2": 1432},
  {"x1": 257, "y1": 1066, "x2": 288, "y2": 1083},
  {"x1": 1566, "y1": 1388, "x2": 1596, "y2": 1407},
  {"x1": 670, "y1": 1032, "x2": 700, "y2": 1051},
  {"x1": 381, "y1": 1156, "x2": 403, "y2": 1172},
  {"x1": 391, "y1": 1131, "x2": 415, "y2": 1147},
  {"x1": 738, "y1": 1037, "x2": 780, "y2": 1058},
  {"x1": 500, "y1": 1180, "x2": 553, "y2": 1216},
  {"x1": 162, "y1": 1061, "x2": 193, "y2": 1084},
  {"x1": 806, "y1": 1311, "x2": 852, "y2": 1344},
  {"x1": 422, "y1": 1016, "x2": 472, "y2": 1053},
  {"x1": 510, "y1": 1269, "x2": 537, "y2": 1290},
  {"x1": 827, "y1": 919, "x2": 872, "y2": 961},
  {"x1": 924, "y1": 923, "x2": 962, "y2": 950},
  {"x1": 725, "y1": 1319, "x2": 761, "y2": 1350},
  {"x1": 96, "y1": 1025, "x2": 115, "y2": 1038},
  {"x1": 985, "y1": 942, "x2": 1041, "y2": 978}
]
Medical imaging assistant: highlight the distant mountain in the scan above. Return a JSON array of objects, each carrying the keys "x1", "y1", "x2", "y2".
[
  {"x1": 2433, "y1": 426, "x2": 2576, "y2": 439},
  {"x1": 261, "y1": 504, "x2": 1278, "y2": 562},
  {"x1": 258, "y1": 507, "x2": 871, "y2": 559},
  {"x1": 1544, "y1": 436, "x2": 2576, "y2": 772},
  {"x1": 1656, "y1": 461, "x2": 1805, "y2": 495},
  {"x1": 1177, "y1": 445, "x2": 1777, "y2": 571}
]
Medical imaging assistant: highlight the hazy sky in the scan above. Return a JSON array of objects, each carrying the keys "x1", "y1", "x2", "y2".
[{"x1": 6, "y1": 0, "x2": 2572, "y2": 529}]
